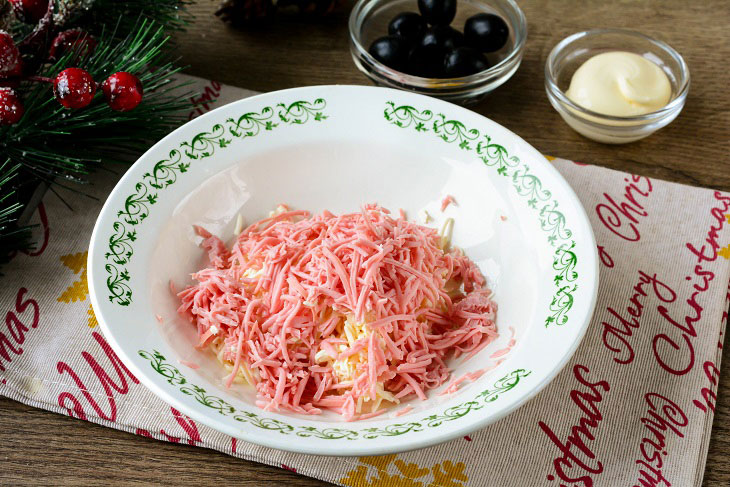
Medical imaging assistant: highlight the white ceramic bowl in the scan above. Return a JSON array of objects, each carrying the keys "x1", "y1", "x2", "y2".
[{"x1": 88, "y1": 85, "x2": 598, "y2": 456}]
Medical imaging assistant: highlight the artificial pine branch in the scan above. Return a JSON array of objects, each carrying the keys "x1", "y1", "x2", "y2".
[
  {"x1": 3, "y1": 19, "x2": 192, "y2": 181},
  {"x1": 0, "y1": 160, "x2": 34, "y2": 268},
  {"x1": 0, "y1": 0, "x2": 193, "y2": 268}
]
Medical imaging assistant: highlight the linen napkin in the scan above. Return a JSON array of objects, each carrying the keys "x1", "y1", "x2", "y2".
[{"x1": 2, "y1": 75, "x2": 729, "y2": 487}]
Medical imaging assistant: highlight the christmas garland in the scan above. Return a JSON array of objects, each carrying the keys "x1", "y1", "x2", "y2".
[{"x1": 0, "y1": 0, "x2": 191, "y2": 267}]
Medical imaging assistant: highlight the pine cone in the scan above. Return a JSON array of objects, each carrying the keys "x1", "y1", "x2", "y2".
[
  {"x1": 53, "y1": 0, "x2": 97, "y2": 27},
  {"x1": 0, "y1": 1, "x2": 13, "y2": 32},
  {"x1": 216, "y1": 0, "x2": 344, "y2": 27},
  {"x1": 215, "y1": 0, "x2": 276, "y2": 27},
  {"x1": 277, "y1": 0, "x2": 345, "y2": 15}
]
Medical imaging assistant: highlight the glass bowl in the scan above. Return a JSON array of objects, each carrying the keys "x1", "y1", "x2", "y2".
[
  {"x1": 349, "y1": 0, "x2": 527, "y2": 104},
  {"x1": 545, "y1": 29, "x2": 690, "y2": 144}
]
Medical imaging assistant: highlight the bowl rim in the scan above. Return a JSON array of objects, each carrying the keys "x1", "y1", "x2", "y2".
[
  {"x1": 88, "y1": 84, "x2": 599, "y2": 456},
  {"x1": 544, "y1": 28, "x2": 691, "y2": 123},
  {"x1": 348, "y1": 0, "x2": 528, "y2": 86}
]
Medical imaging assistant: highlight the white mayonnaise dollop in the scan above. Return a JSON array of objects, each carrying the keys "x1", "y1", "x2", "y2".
[{"x1": 565, "y1": 51, "x2": 671, "y2": 117}]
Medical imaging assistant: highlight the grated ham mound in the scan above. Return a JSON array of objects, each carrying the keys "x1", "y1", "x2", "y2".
[{"x1": 178, "y1": 204, "x2": 498, "y2": 420}]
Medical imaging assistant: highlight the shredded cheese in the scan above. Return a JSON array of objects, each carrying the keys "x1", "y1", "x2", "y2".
[{"x1": 234, "y1": 214, "x2": 245, "y2": 235}]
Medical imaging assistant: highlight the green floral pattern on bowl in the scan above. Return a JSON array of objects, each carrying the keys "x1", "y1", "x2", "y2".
[
  {"x1": 384, "y1": 102, "x2": 578, "y2": 326},
  {"x1": 139, "y1": 349, "x2": 531, "y2": 440},
  {"x1": 104, "y1": 99, "x2": 328, "y2": 306}
]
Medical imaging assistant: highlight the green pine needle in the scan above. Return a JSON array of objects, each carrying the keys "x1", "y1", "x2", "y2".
[
  {"x1": 0, "y1": 161, "x2": 34, "y2": 267},
  {"x1": 0, "y1": 1, "x2": 193, "y2": 269},
  {"x1": 2, "y1": 18, "x2": 193, "y2": 179}
]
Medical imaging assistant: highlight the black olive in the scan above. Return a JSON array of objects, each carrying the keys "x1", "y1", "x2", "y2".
[
  {"x1": 417, "y1": 0, "x2": 456, "y2": 26},
  {"x1": 388, "y1": 12, "x2": 427, "y2": 43},
  {"x1": 405, "y1": 26, "x2": 464, "y2": 77},
  {"x1": 368, "y1": 35, "x2": 410, "y2": 71},
  {"x1": 419, "y1": 25, "x2": 464, "y2": 53},
  {"x1": 443, "y1": 47, "x2": 489, "y2": 77},
  {"x1": 464, "y1": 13, "x2": 509, "y2": 53},
  {"x1": 407, "y1": 44, "x2": 446, "y2": 78}
]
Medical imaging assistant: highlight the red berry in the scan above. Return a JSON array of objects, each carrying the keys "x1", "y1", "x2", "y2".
[
  {"x1": 49, "y1": 29, "x2": 97, "y2": 62},
  {"x1": 54, "y1": 68, "x2": 97, "y2": 109},
  {"x1": 9, "y1": 0, "x2": 50, "y2": 24},
  {"x1": 0, "y1": 87, "x2": 25, "y2": 125},
  {"x1": 102, "y1": 72, "x2": 143, "y2": 112},
  {"x1": 0, "y1": 31, "x2": 21, "y2": 77}
]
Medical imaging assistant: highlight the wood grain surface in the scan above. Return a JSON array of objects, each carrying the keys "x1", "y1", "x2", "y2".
[{"x1": 1, "y1": 0, "x2": 729, "y2": 485}]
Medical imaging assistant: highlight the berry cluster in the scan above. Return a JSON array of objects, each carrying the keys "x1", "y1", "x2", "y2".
[{"x1": 0, "y1": 1, "x2": 144, "y2": 126}]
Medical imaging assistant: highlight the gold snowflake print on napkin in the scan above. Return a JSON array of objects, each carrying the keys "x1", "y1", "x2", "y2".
[
  {"x1": 340, "y1": 454, "x2": 469, "y2": 487},
  {"x1": 58, "y1": 250, "x2": 98, "y2": 328}
]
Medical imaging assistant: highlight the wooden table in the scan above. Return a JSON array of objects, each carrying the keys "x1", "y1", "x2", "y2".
[{"x1": 1, "y1": 0, "x2": 728, "y2": 485}]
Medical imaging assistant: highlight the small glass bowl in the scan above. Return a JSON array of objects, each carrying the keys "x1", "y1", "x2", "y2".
[
  {"x1": 545, "y1": 29, "x2": 690, "y2": 144},
  {"x1": 349, "y1": 0, "x2": 527, "y2": 104}
]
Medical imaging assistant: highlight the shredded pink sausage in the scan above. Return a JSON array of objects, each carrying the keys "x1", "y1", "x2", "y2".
[
  {"x1": 178, "y1": 204, "x2": 498, "y2": 419},
  {"x1": 179, "y1": 360, "x2": 200, "y2": 370},
  {"x1": 490, "y1": 326, "x2": 517, "y2": 359},
  {"x1": 439, "y1": 357, "x2": 507, "y2": 396},
  {"x1": 395, "y1": 405, "x2": 414, "y2": 417},
  {"x1": 441, "y1": 195, "x2": 456, "y2": 212}
]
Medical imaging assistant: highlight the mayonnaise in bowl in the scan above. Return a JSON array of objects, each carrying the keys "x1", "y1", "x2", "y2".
[{"x1": 565, "y1": 51, "x2": 671, "y2": 117}]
